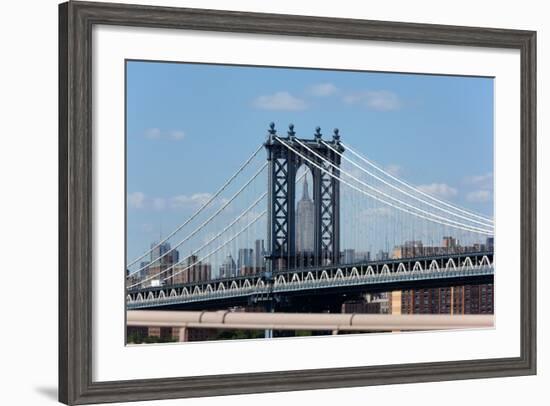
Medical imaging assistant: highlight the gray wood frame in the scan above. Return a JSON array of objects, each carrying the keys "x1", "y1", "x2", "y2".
[{"x1": 59, "y1": 1, "x2": 537, "y2": 404}]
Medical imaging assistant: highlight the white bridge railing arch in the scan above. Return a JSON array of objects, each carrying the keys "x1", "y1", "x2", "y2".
[{"x1": 127, "y1": 253, "x2": 494, "y2": 309}]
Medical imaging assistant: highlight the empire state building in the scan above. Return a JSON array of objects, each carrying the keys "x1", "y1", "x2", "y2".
[{"x1": 296, "y1": 177, "x2": 314, "y2": 253}]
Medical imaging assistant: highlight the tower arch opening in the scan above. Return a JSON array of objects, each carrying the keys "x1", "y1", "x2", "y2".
[{"x1": 295, "y1": 164, "x2": 315, "y2": 268}]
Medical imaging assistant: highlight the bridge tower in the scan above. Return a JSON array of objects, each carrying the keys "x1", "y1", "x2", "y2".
[{"x1": 264, "y1": 123, "x2": 345, "y2": 272}]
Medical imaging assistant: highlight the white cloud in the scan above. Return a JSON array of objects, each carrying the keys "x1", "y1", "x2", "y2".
[
  {"x1": 253, "y1": 91, "x2": 308, "y2": 111},
  {"x1": 128, "y1": 192, "x2": 146, "y2": 209},
  {"x1": 386, "y1": 164, "x2": 402, "y2": 176},
  {"x1": 463, "y1": 173, "x2": 493, "y2": 203},
  {"x1": 128, "y1": 192, "x2": 216, "y2": 211},
  {"x1": 417, "y1": 183, "x2": 458, "y2": 199},
  {"x1": 168, "y1": 130, "x2": 185, "y2": 140},
  {"x1": 466, "y1": 190, "x2": 492, "y2": 203},
  {"x1": 170, "y1": 193, "x2": 213, "y2": 209},
  {"x1": 144, "y1": 128, "x2": 162, "y2": 139},
  {"x1": 144, "y1": 128, "x2": 185, "y2": 141},
  {"x1": 308, "y1": 83, "x2": 338, "y2": 97},
  {"x1": 152, "y1": 197, "x2": 166, "y2": 211},
  {"x1": 464, "y1": 172, "x2": 493, "y2": 189},
  {"x1": 343, "y1": 90, "x2": 401, "y2": 111}
]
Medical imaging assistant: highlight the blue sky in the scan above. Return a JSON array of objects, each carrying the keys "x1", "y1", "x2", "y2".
[{"x1": 126, "y1": 60, "x2": 494, "y2": 262}]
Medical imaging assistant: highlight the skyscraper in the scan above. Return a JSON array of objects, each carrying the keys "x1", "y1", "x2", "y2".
[
  {"x1": 219, "y1": 254, "x2": 236, "y2": 278},
  {"x1": 486, "y1": 237, "x2": 494, "y2": 251},
  {"x1": 237, "y1": 248, "x2": 253, "y2": 275},
  {"x1": 296, "y1": 177, "x2": 314, "y2": 253},
  {"x1": 343, "y1": 248, "x2": 356, "y2": 264},
  {"x1": 254, "y1": 239, "x2": 265, "y2": 270},
  {"x1": 146, "y1": 241, "x2": 179, "y2": 286}
]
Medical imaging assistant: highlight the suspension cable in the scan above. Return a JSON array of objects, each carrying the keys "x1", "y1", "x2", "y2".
[
  {"x1": 127, "y1": 162, "x2": 267, "y2": 277},
  {"x1": 340, "y1": 140, "x2": 494, "y2": 223},
  {"x1": 162, "y1": 211, "x2": 267, "y2": 283},
  {"x1": 293, "y1": 138, "x2": 493, "y2": 234},
  {"x1": 277, "y1": 137, "x2": 492, "y2": 235},
  {"x1": 127, "y1": 143, "x2": 264, "y2": 268},
  {"x1": 129, "y1": 170, "x2": 308, "y2": 286},
  {"x1": 128, "y1": 199, "x2": 267, "y2": 289},
  {"x1": 321, "y1": 140, "x2": 493, "y2": 227}
]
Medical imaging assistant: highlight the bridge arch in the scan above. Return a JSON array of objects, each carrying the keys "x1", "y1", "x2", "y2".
[
  {"x1": 350, "y1": 267, "x2": 359, "y2": 279},
  {"x1": 276, "y1": 275, "x2": 287, "y2": 285},
  {"x1": 480, "y1": 255, "x2": 491, "y2": 267},
  {"x1": 445, "y1": 258, "x2": 457, "y2": 271},
  {"x1": 397, "y1": 263, "x2": 407, "y2": 274},
  {"x1": 462, "y1": 257, "x2": 474, "y2": 269},
  {"x1": 429, "y1": 260, "x2": 439, "y2": 272},
  {"x1": 294, "y1": 164, "x2": 315, "y2": 260}
]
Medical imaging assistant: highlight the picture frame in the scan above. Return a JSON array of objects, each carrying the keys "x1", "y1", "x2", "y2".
[{"x1": 58, "y1": 1, "x2": 536, "y2": 404}]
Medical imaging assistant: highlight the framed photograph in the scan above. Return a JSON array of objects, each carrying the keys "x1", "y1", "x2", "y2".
[{"x1": 59, "y1": 1, "x2": 536, "y2": 404}]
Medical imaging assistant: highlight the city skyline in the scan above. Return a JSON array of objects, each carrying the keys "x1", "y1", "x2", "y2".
[
  {"x1": 126, "y1": 61, "x2": 494, "y2": 264},
  {"x1": 130, "y1": 233, "x2": 494, "y2": 287}
]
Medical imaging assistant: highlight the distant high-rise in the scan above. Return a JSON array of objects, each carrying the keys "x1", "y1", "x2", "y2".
[
  {"x1": 375, "y1": 250, "x2": 389, "y2": 261},
  {"x1": 354, "y1": 251, "x2": 371, "y2": 262},
  {"x1": 237, "y1": 248, "x2": 253, "y2": 275},
  {"x1": 219, "y1": 254, "x2": 236, "y2": 278},
  {"x1": 343, "y1": 248, "x2": 356, "y2": 264},
  {"x1": 254, "y1": 239, "x2": 265, "y2": 270},
  {"x1": 296, "y1": 177, "x2": 314, "y2": 253},
  {"x1": 442, "y1": 236, "x2": 458, "y2": 250},
  {"x1": 149, "y1": 242, "x2": 179, "y2": 266},
  {"x1": 172, "y1": 255, "x2": 211, "y2": 284},
  {"x1": 146, "y1": 241, "x2": 179, "y2": 286}
]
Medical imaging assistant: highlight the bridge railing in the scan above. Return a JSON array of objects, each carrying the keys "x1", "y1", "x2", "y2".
[{"x1": 127, "y1": 252, "x2": 494, "y2": 309}]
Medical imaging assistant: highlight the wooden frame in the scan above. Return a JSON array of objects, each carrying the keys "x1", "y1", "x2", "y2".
[{"x1": 59, "y1": 1, "x2": 537, "y2": 404}]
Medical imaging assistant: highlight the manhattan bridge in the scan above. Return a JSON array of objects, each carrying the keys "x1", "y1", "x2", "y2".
[{"x1": 126, "y1": 123, "x2": 494, "y2": 313}]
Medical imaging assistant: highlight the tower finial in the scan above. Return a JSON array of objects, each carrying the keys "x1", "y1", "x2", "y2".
[
  {"x1": 333, "y1": 128, "x2": 340, "y2": 143},
  {"x1": 288, "y1": 123, "x2": 296, "y2": 139},
  {"x1": 314, "y1": 126, "x2": 322, "y2": 143},
  {"x1": 266, "y1": 122, "x2": 277, "y2": 144},
  {"x1": 268, "y1": 122, "x2": 277, "y2": 135}
]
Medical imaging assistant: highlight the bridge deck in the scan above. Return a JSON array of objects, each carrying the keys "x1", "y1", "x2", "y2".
[{"x1": 127, "y1": 251, "x2": 493, "y2": 310}]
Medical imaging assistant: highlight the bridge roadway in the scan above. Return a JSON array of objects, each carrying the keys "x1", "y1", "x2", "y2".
[{"x1": 127, "y1": 251, "x2": 493, "y2": 311}]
